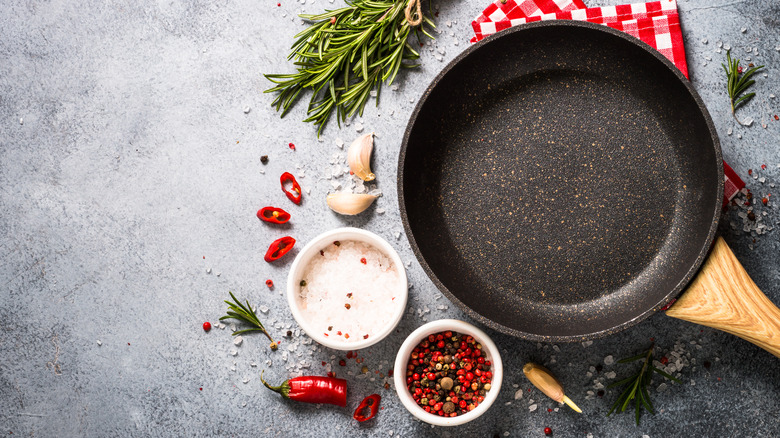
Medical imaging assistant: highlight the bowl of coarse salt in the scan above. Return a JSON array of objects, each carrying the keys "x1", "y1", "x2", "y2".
[{"x1": 287, "y1": 227, "x2": 408, "y2": 350}]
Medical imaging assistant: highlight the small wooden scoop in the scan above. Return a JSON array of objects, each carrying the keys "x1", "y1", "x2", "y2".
[{"x1": 523, "y1": 363, "x2": 582, "y2": 413}]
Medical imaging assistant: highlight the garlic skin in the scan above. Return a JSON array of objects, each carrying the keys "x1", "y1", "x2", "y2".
[
  {"x1": 348, "y1": 133, "x2": 376, "y2": 181},
  {"x1": 326, "y1": 193, "x2": 377, "y2": 215}
]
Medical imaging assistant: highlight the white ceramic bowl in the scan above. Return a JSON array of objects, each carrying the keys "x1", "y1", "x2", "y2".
[
  {"x1": 287, "y1": 227, "x2": 408, "y2": 351},
  {"x1": 393, "y1": 319, "x2": 503, "y2": 426}
]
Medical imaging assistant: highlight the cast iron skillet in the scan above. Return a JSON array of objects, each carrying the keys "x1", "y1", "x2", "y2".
[{"x1": 399, "y1": 21, "x2": 780, "y2": 355}]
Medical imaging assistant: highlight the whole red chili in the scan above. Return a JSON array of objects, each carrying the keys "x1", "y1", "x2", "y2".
[
  {"x1": 261, "y1": 371, "x2": 347, "y2": 406},
  {"x1": 264, "y1": 236, "x2": 296, "y2": 262},
  {"x1": 257, "y1": 207, "x2": 291, "y2": 224},
  {"x1": 202, "y1": 322, "x2": 211, "y2": 332},
  {"x1": 353, "y1": 394, "x2": 381, "y2": 422},
  {"x1": 280, "y1": 172, "x2": 302, "y2": 204}
]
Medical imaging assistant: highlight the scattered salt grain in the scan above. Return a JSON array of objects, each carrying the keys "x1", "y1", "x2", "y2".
[
  {"x1": 206, "y1": 267, "x2": 212, "y2": 274},
  {"x1": 243, "y1": 377, "x2": 250, "y2": 384},
  {"x1": 19, "y1": 118, "x2": 23, "y2": 125},
  {"x1": 740, "y1": 27, "x2": 747, "y2": 33},
  {"x1": 96, "y1": 340, "x2": 102, "y2": 346},
  {"x1": 727, "y1": 127, "x2": 733, "y2": 135},
  {"x1": 743, "y1": 117, "x2": 754, "y2": 126},
  {"x1": 529, "y1": 404, "x2": 538, "y2": 412},
  {"x1": 355, "y1": 122, "x2": 364, "y2": 132},
  {"x1": 658, "y1": 383, "x2": 668, "y2": 392},
  {"x1": 259, "y1": 305, "x2": 270, "y2": 314},
  {"x1": 582, "y1": 340, "x2": 593, "y2": 347},
  {"x1": 605, "y1": 371, "x2": 616, "y2": 379},
  {"x1": 376, "y1": 208, "x2": 385, "y2": 214},
  {"x1": 604, "y1": 355, "x2": 614, "y2": 365},
  {"x1": 234, "y1": 336, "x2": 243, "y2": 346},
  {"x1": 230, "y1": 324, "x2": 237, "y2": 332},
  {"x1": 230, "y1": 349, "x2": 238, "y2": 356},
  {"x1": 514, "y1": 389, "x2": 523, "y2": 400},
  {"x1": 243, "y1": 106, "x2": 251, "y2": 114}
]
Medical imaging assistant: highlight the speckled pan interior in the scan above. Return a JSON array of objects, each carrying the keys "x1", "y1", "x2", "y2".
[{"x1": 398, "y1": 21, "x2": 723, "y2": 342}]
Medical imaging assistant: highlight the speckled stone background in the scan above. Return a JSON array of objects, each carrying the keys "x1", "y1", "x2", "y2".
[{"x1": 1, "y1": 0, "x2": 779, "y2": 436}]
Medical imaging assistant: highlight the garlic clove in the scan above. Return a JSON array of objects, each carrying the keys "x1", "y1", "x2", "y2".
[
  {"x1": 523, "y1": 363, "x2": 582, "y2": 413},
  {"x1": 326, "y1": 193, "x2": 377, "y2": 215},
  {"x1": 348, "y1": 132, "x2": 376, "y2": 181}
]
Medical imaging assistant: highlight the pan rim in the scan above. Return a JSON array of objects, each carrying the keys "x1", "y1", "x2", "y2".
[{"x1": 397, "y1": 20, "x2": 724, "y2": 342}]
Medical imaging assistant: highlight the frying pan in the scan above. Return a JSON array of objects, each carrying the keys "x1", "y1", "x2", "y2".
[{"x1": 398, "y1": 21, "x2": 780, "y2": 356}]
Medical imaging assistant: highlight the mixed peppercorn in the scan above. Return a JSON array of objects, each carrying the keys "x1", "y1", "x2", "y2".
[{"x1": 405, "y1": 331, "x2": 492, "y2": 417}]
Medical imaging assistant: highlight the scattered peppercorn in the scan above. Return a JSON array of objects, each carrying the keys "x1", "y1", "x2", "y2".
[
  {"x1": 300, "y1": 280, "x2": 307, "y2": 287},
  {"x1": 260, "y1": 155, "x2": 269, "y2": 164},
  {"x1": 597, "y1": 389, "x2": 605, "y2": 397},
  {"x1": 360, "y1": 257, "x2": 367, "y2": 264},
  {"x1": 203, "y1": 322, "x2": 211, "y2": 332},
  {"x1": 334, "y1": 241, "x2": 341, "y2": 246},
  {"x1": 286, "y1": 330, "x2": 293, "y2": 337},
  {"x1": 748, "y1": 211, "x2": 756, "y2": 221},
  {"x1": 345, "y1": 303, "x2": 351, "y2": 309}
]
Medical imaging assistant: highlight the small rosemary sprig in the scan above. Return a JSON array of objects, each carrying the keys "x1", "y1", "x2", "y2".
[
  {"x1": 265, "y1": 0, "x2": 434, "y2": 135},
  {"x1": 722, "y1": 49, "x2": 764, "y2": 125},
  {"x1": 220, "y1": 291, "x2": 277, "y2": 350},
  {"x1": 606, "y1": 346, "x2": 681, "y2": 425}
]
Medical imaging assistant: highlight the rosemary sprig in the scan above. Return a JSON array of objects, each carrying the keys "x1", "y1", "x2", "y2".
[
  {"x1": 264, "y1": 0, "x2": 434, "y2": 135},
  {"x1": 220, "y1": 291, "x2": 277, "y2": 350},
  {"x1": 606, "y1": 346, "x2": 681, "y2": 425},
  {"x1": 722, "y1": 49, "x2": 764, "y2": 125}
]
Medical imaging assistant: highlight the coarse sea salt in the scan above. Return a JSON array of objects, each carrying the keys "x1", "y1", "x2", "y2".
[{"x1": 297, "y1": 240, "x2": 401, "y2": 342}]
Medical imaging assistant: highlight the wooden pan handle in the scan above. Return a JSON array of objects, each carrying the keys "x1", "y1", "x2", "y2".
[{"x1": 665, "y1": 236, "x2": 780, "y2": 358}]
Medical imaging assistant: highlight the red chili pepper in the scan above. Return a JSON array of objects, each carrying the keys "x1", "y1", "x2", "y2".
[
  {"x1": 261, "y1": 371, "x2": 347, "y2": 406},
  {"x1": 264, "y1": 236, "x2": 296, "y2": 262},
  {"x1": 257, "y1": 206, "x2": 291, "y2": 224},
  {"x1": 353, "y1": 394, "x2": 381, "y2": 422},
  {"x1": 280, "y1": 172, "x2": 302, "y2": 204}
]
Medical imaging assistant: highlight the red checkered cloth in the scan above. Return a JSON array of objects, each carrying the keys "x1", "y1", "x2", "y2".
[{"x1": 469, "y1": 0, "x2": 745, "y2": 206}]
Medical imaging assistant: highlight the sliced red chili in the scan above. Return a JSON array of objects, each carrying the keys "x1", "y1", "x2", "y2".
[
  {"x1": 264, "y1": 236, "x2": 296, "y2": 262},
  {"x1": 280, "y1": 172, "x2": 302, "y2": 204},
  {"x1": 353, "y1": 393, "x2": 381, "y2": 422},
  {"x1": 257, "y1": 206, "x2": 291, "y2": 224}
]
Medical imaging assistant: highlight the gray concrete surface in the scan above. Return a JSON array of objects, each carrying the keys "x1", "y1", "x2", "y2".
[{"x1": 1, "y1": 0, "x2": 779, "y2": 436}]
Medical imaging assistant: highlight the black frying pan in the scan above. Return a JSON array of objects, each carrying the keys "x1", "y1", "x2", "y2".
[{"x1": 399, "y1": 21, "x2": 780, "y2": 355}]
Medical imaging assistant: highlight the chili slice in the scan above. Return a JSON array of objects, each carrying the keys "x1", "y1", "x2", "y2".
[
  {"x1": 353, "y1": 393, "x2": 381, "y2": 422},
  {"x1": 257, "y1": 206, "x2": 291, "y2": 224},
  {"x1": 264, "y1": 236, "x2": 296, "y2": 262},
  {"x1": 261, "y1": 370, "x2": 347, "y2": 407},
  {"x1": 280, "y1": 172, "x2": 302, "y2": 204}
]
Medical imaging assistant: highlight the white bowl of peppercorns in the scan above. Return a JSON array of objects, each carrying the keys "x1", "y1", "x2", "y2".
[{"x1": 393, "y1": 319, "x2": 503, "y2": 426}]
